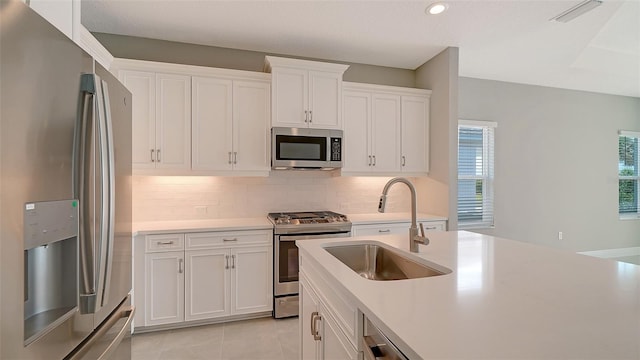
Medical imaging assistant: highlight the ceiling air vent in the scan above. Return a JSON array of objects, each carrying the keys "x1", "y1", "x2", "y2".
[{"x1": 550, "y1": 0, "x2": 602, "y2": 23}]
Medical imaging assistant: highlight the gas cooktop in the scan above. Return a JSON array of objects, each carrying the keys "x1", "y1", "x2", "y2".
[{"x1": 267, "y1": 211, "x2": 351, "y2": 234}]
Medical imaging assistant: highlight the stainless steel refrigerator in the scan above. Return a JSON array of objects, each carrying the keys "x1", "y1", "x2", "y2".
[{"x1": 1, "y1": 1, "x2": 134, "y2": 359}]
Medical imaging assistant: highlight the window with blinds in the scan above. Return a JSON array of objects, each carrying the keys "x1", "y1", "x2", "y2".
[
  {"x1": 458, "y1": 120, "x2": 497, "y2": 229},
  {"x1": 619, "y1": 130, "x2": 640, "y2": 219}
]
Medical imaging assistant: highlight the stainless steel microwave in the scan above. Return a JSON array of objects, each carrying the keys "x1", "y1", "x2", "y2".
[{"x1": 271, "y1": 127, "x2": 343, "y2": 170}]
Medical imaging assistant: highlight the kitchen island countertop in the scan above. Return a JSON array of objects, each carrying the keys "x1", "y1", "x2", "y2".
[{"x1": 297, "y1": 231, "x2": 640, "y2": 359}]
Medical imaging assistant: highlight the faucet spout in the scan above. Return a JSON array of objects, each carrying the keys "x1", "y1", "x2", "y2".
[{"x1": 378, "y1": 177, "x2": 429, "y2": 252}]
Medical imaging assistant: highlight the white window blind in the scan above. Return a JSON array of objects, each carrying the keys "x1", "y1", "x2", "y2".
[
  {"x1": 619, "y1": 130, "x2": 640, "y2": 219},
  {"x1": 458, "y1": 120, "x2": 497, "y2": 229}
]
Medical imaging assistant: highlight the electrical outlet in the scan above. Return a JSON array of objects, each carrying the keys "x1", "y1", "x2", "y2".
[
  {"x1": 195, "y1": 206, "x2": 208, "y2": 215},
  {"x1": 558, "y1": 231, "x2": 563, "y2": 240}
]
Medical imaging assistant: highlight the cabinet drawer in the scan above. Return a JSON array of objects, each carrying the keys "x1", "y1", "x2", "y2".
[
  {"x1": 419, "y1": 220, "x2": 446, "y2": 232},
  {"x1": 352, "y1": 223, "x2": 408, "y2": 237},
  {"x1": 186, "y1": 230, "x2": 271, "y2": 250},
  {"x1": 145, "y1": 234, "x2": 185, "y2": 252}
]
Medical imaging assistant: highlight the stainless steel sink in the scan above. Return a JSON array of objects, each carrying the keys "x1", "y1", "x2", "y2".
[{"x1": 324, "y1": 242, "x2": 451, "y2": 281}]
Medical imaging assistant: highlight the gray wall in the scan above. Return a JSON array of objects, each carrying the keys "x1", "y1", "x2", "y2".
[
  {"x1": 94, "y1": 33, "x2": 416, "y2": 87},
  {"x1": 414, "y1": 48, "x2": 459, "y2": 229},
  {"x1": 459, "y1": 77, "x2": 640, "y2": 251}
]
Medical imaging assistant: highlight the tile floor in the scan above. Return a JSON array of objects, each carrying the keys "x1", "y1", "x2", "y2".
[{"x1": 132, "y1": 317, "x2": 299, "y2": 360}]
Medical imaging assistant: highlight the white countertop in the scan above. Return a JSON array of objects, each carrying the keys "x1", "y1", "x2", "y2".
[
  {"x1": 297, "y1": 231, "x2": 640, "y2": 359},
  {"x1": 347, "y1": 212, "x2": 447, "y2": 225},
  {"x1": 133, "y1": 217, "x2": 272, "y2": 235}
]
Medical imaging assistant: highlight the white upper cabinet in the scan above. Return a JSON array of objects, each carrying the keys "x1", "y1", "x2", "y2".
[
  {"x1": 156, "y1": 73, "x2": 192, "y2": 170},
  {"x1": 401, "y1": 95, "x2": 430, "y2": 174},
  {"x1": 28, "y1": 0, "x2": 75, "y2": 39},
  {"x1": 265, "y1": 56, "x2": 349, "y2": 129},
  {"x1": 119, "y1": 70, "x2": 191, "y2": 171},
  {"x1": 342, "y1": 82, "x2": 431, "y2": 176},
  {"x1": 191, "y1": 77, "x2": 270, "y2": 174},
  {"x1": 114, "y1": 59, "x2": 270, "y2": 176}
]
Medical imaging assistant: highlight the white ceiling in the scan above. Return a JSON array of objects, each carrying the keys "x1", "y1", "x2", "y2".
[{"x1": 82, "y1": 0, "x2": 640, "y2": 98}]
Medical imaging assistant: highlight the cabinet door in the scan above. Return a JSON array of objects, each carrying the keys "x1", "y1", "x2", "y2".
[
  {"x1": 184, "y1": 249, "x2": 230, "y2": 321},
  {"x1": 231, "y1": 246, "x2": 272, "y2": 315},
  {"x1": 29, "y1": 0, "x2": 74, "y2": 39},
  {"x1": 156, "y1": 73, "x2": 191, "y2": 169},
  {"x1": 145, "y1": 252, "x2": 184, "y2": 326},
  {"x1": 371, "y1": 94, "x2": 401, "y2": 173},
  {"x1": 342, "y1": 91, "x2": 371, "y2": 173},
  {"x1": 300, "y1": 280, "x2": 320, "y2": 360},
  {"x1": 191, "y1": 76, "x2": 233, "y2": 171},
  {"x1": 319, "y1": 303, "x2": 358, "y2": 360},
  {"x1": 401, "y1": 95, "x2": 429, "y2": 174},
  {"x1": 233, "y1": 81, "x2": 271, "y2": 172},
  {"x1": 120, "y1": 70, "x2": 156, "y2": 169},
  {"x1": 308, "y1": 71, "x2": 341, "y2": 129},
  {"x1": 271, "y1": 67, "x2": 308, "y2": 127}
]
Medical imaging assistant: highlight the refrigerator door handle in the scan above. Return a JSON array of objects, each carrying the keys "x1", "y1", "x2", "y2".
[
  {"x1": 77, "y1": 74, "x2": 99, "y2": 309},
  {"x1": 93, "y1": 75, "x2": 109, "y2": 313},
  {"x1": 66, "y1": 303, "x2": 135, "y2": 360},
  {"x1": 100, "y1": 79, "x2": 116, "y2": 307}
]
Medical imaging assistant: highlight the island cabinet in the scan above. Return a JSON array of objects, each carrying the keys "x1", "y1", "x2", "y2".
[
  {"x1": 265, "y1": 56, "x2": 349, "y2": 130},
  {"x1": 300, "y1": 253, "x2": 359, "y2": 360},
  {"x1": 191, "y1": 76, "x2": 270, "y2": 173},
  {"x1": 134, "y1": 229, "x2": 272, "y2": 331},
  {"x1": 118, "y1": 70, "x2": 191, "y2": 171},
  {"x1": 342, "y1": 82, "x2": 431, "y2": 176},
  {"x1": 352, "y1": 219, "x2": 447, "y2": 237}
]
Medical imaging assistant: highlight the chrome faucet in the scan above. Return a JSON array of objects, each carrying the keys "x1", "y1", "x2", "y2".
[{"x1": 378, "y1": 177, "x2": 429, "y2": 252}]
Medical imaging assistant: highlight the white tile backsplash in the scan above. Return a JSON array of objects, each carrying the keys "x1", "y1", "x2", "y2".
[{"x1": 132, "y1": 173, "x2": 421, "y2": 222}]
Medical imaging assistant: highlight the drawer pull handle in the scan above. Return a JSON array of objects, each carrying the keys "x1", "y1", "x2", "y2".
[
  {"x1": 378, "y1": 229, "x2": 391, "y2": 233},
  {"x1": 157, "y1": 241, "x2": 174, "y2": 245},
  {"x1": 223, "y1": 238, "x2": 238, "y2": 242},
  {"x1": 425, "y1": 226, "x2": 437, "y2": 230}
]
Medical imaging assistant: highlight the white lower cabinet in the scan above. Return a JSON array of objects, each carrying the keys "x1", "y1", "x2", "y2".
[
  {"x1": 135, "y1": 229, "x2": 272, "y2": 330},
  {"x1": 145, "y1": 251, "x2": 185, "y2": 327},
  {"x1": 184, "y1": 248, "x2": 230, "y2": 321},
  {"x1": 300, "y1": 270, "x2": 358, "y2": 360},
  {"x1": 352, "y1": 220, "x2": 447, "y2": 237}
]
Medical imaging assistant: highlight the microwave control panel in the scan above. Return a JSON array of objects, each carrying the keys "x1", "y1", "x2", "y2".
[{"x1": 331, "y1": 138, "x2": 342, "y2": 161}]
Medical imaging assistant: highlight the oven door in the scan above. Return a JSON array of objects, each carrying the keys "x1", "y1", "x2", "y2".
[{"x1": 274, "y1": 231, "x2": 350, "y2": 296}]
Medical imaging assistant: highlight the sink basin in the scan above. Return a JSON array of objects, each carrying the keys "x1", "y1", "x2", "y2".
[{"x1": 324, "y1": 242, "x2": 451, "y2": 281}]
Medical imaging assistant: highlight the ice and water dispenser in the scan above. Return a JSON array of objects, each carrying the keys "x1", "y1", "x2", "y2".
[{"x1": 23, "y1": 199, "x2": 79, "y2": 345}]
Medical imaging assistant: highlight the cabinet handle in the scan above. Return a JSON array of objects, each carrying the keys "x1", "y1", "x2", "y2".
[
  {"x1": 223, "y1": 238, "x2": 238, "y2": 242},
  {"x1": 150, "y1": 149, "x2": 155, "y2": 162},
  {"x1": 372, "y1": 155, "x2": 376, "y2": 166},
  {"x1": 309, "y1": 110, "x2": 312, "y2": 123},
  {"x1": 425, "y1": 226, "x2": 437, "y2": 230},
  {"x1": 304, "y1": 110, "x2": 308, "y2": 123},
  {"x1": 225, "y1": 255, "x2": 229, "y2": 269},
  {"x1": 178, "y1": 258, "x2": 183, "y2": 274},
  {"x1": 378, "y1": 229, "x2": 391, "y2": 233},
  {"x1": 228, "y1": 152, "x2": 232, "y2": 164},
  {"x1": 231, "y1": 254, "x2": 236, "y2": 269},
  {"x1": 156, "y1": 149, "x2": 161, "y2": 162},
  {"x1": 233, "y1": 152, "x2": 238, "y2": 164},
  {"x1": 311, "y1": 311, "x2": 322, "y2": 341},
  {"x1": 402, "y1": 155, "x2": 406, "y2": 167},
  {"x1": 156, "y1": 241, "x2": 174, "y2": 245},
  {"x1": 368, "y1": 155, "x2": 372, "y2": 166}
]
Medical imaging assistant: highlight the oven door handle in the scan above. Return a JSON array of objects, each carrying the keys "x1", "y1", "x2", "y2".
[{"x1": 277, "y1": 232, "x2": 351, "y2": 242}]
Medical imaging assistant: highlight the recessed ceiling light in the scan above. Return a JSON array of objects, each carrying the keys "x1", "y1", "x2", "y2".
[{"x1": 426, "y1": 2, "x2": 449, "y2": 15}]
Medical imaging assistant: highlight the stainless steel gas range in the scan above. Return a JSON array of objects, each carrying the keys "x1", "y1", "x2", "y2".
[{"x1": 268, "y1": 211, "x2": 352, "y2": 318}]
